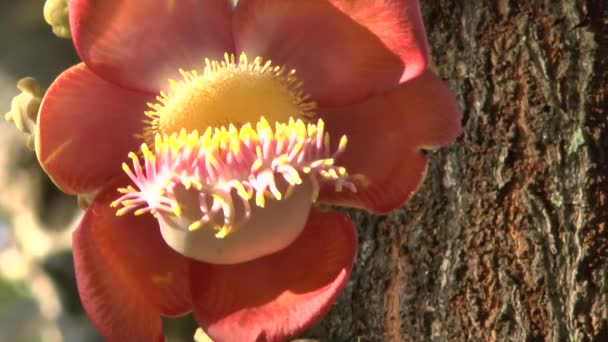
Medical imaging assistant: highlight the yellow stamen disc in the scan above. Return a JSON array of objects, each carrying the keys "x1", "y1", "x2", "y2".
[{"x1": 143, "y1": 53, "x2": 316, "y2": 145}]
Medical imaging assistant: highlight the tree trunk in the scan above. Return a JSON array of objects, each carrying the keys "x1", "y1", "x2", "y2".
[{"x1": 306, "y1": 1, "x2": 608, "y2": 341}]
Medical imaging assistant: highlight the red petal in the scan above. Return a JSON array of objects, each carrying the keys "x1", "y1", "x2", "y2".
[
  {"x1": 319, "y1": 71, "x2": 462, "y2": 213},
  {"x1": 73, "y1": 178, "x2": 191, "y2": 342},
  {"x1": 330, "y1": 0, "x2": 429, "y2": 83},
  {"x1": 233, "y1": 0, "x2": 404, "y2": 106},
  {"x1": 190, "y1": 209, "x2": 357, "y2": 342},
  {"x1": 69, "y1": 0, "x2": 233, "y2": 93},
  {"x1": 36, "y1": 63, "x2": 151, "y2": 194}
]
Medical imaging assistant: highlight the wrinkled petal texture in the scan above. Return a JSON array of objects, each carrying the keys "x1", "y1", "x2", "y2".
[
  {"x1": 234, "y1": 0, "x2": 404, "y2": 106},
  {"x1": 330, "y1": 0, "x2": 429, "y2": 82},
  {"x1": 73, "y1": 178, "x2": 191, "y2": 342},
  {"x1": 319, "y1": 71, "x2": 462, "y2": 213},
  {"x1": 70, "y1": 0, "x2": 234, "y2": 92},
  {"x1": 190, "y1": 209, "x2": 357, "y2": 342},
  {"x1": 36, "y1": 63, "x2": 152, "y2": 195}
]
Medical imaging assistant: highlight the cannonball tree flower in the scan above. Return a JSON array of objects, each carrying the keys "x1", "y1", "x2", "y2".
[{"x1": 35, "y1": 0, "x2": 461, "y2": 341}]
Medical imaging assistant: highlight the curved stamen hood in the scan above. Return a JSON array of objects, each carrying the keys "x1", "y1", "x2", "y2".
[{"x1": 113, "y1": 53, "x2": 363, "y2": 264}]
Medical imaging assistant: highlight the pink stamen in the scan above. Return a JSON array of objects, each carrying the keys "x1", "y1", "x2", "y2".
[{"x1": 112, "y1": 117, "x2": 361, "y2": 236}]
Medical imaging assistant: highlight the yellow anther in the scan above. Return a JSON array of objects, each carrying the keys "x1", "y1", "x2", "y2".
[
  {"x1": 255, "y1": 145, "x2": 263, "y2": 159},
  {"x1": 307, "y1": 123, "x2": 317, "y2": 137},
  {"x1": 276, "y1": 154, "x2": 289, "y2": 165},
  {"x1": 116, "y1": 207, "x2": 130, "y2": 216},
  {"x1": 328, "y1": 169, "x2": 339, "y2": 179},
  {"x1": 117, "y1": 186, "x2": 135, "y2": 195},
  {"x1": 231, "y1": 181, "x2": 252, "y2": 200},
  {"x1": 256, "y1": 191, "x2": 266, "y2": 208},
  {"x1": 189, "y1": 221, "x2": 202, "y2": 231},
  {"x1": 286, "y1": 172, "x2": 302, "y2": 185},
  {"x1": 257, "y1": 117, "x2": 270, "y2": 133},
  {"x1": 128, "y1": 152, "x2": 139, "y2": 162},
  {"x1": 122, "y1": 162, "x2": 132, "y2": 174},
  {"x1": 338, "y1": 135, "x2": 348, "y2": 150},
  {"x1": 173, "y1": 205, "x2": 182, "y2": 217},
  {"x1": 215, "y1": 226, "x2": 232, "y2": 238},
  {"x1": 142, "y1": 144, "x2": 155, "y2": 161},
  {"x1": 317, "y1": 119, "x2": 325, "y2": 134},
  {"x1": 134, "y1": 208, "x2": 147, "y2": 216},
  {"x1": 291, "y1": 141, "x2": 303, "y2": 156},
  {"x1": 296, "y1": 120, "x2": 307, "y2": 140},
  {"x1": 320, "y1": 170, "x2": 337, "y2": 179},
  {"x1": 252, "y1": 159, "x2": 263, "y2": 171},
  {"x1": 207, "y1": 154, "x2": 219, "y2": 169}
]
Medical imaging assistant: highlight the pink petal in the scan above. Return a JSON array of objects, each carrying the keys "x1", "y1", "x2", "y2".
[
  {"x1": 69, "y1": 0, "x2": 233, "y2": 92},
  {"x1": 233, "y1": 0, "x2": 404, "y2": 106},
  {"x1": 329, "y1": 0, "x2": 429, "y2": 83},
  {"x1": 190, "y1": 209, "x2": 357, "y2": 342},
  {"x1": 36, "y1": 63, "x2": 151, "y2": 195},
  {"x1": 319, "y1": 71, "x2": 462, "y2": 213},
  {"x1": 73, "y1": 178, "x2": 191, "y2": 342}
]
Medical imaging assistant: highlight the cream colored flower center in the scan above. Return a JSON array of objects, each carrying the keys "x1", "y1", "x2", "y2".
[{"x1": 115, "y1": 53, "x2": 359, "y2": 264}]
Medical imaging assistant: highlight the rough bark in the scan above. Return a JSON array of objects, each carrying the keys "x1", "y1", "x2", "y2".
[{"x1": 305, "y1": 1, "x2": 608, "y2": 341}]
